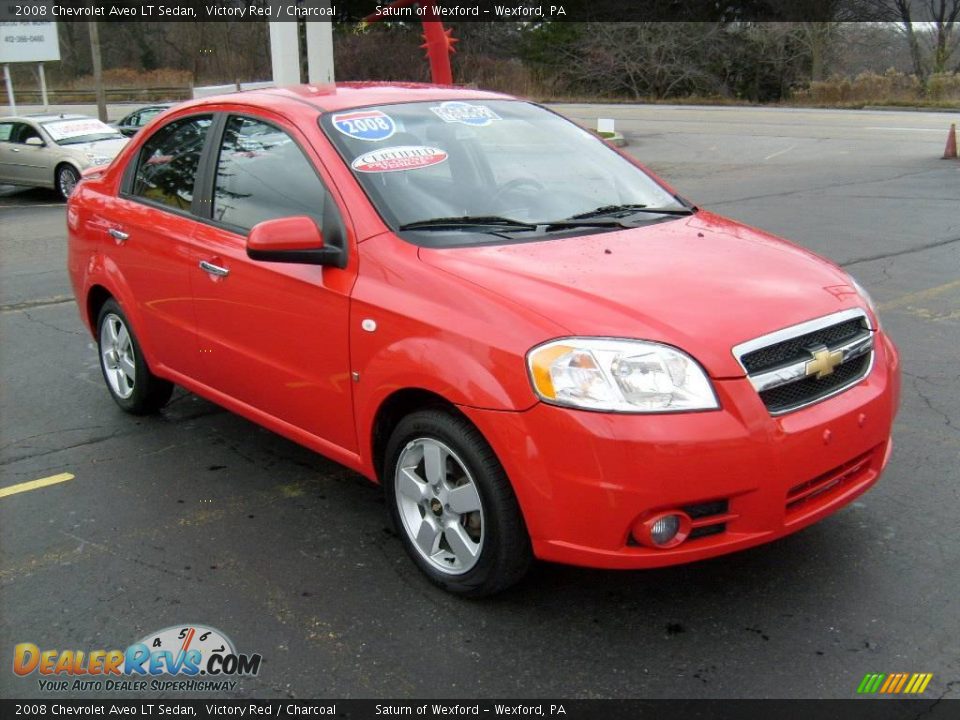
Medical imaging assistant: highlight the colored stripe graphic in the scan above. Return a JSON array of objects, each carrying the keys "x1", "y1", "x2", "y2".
[
  {"x1": 857, "y1": 672, "x2": 933, "y2": 694},
  {"x1": 857, "y1": 673, "x2": 886, "y2": 694}
]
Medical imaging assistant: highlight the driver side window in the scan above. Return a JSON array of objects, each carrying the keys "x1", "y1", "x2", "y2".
[
  {"x1": 9, "y1": 123, "x2": 41, "y2": 145},
  {"x1": 212, "y1": 115, "x2": 327, "y2": 232}
]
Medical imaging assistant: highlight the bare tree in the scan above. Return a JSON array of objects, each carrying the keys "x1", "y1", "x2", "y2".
[
  {"x1": 800, "y1": 22, "x2": 840, "y2": 80},
  {"x1": 892, "y1": 0, "x2": 960, "y2": 80},
  {"x1": 929, "y1": 0, "x2": 960, "y2": 73},
  {"x1": 573, "y1": 23, "x2": 722, "y2": 100}
]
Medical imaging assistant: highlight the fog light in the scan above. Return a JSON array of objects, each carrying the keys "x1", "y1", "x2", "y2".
[
  {"x1": 633, "y1": 511, "x2": 692, "y2": 549},
  {"x1": 651, "y1": 515, "x2": 680, "y2": 545}
]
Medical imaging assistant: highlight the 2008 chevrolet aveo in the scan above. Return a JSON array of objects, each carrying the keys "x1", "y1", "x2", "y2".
[{"x1": 67, "y1": 83, "x2": 900, "y2": 596}]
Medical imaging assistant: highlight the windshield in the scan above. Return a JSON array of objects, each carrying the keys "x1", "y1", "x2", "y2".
[
  {"x1": 320, "y1": 100, "x2": 686, "y2": 241},
  {"x1": 42, "y1": 118, "x2": 124, "y2": 146}
]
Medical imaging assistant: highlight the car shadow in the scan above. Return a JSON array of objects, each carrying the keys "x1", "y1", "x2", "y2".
[{"x1": 0, "y1": 185, "x2": 63, "y2": 205}]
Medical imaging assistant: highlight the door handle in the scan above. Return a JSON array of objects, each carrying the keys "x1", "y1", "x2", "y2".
[
  {"x1": 10, "y1": 148, "x2": 20, "y2": 153},
  {"x1": 199, "y1": 260, "x2": 230, "y2": 278},
  {"x1": 108, "y1": 228, "x2": 129, "y2": 244}
]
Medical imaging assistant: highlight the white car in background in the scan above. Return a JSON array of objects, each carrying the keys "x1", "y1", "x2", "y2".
[{"x1": 0, "y1": 114, "x2": 128, "y2": 199}]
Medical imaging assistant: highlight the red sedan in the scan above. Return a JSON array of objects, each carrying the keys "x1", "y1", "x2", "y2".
[{"x1": 67, "y1": 84, "x2": 900, "y2": 596}]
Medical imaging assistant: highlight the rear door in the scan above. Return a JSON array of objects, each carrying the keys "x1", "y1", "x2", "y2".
[
  {"x1": 106, "y1": 114, "x2": 216, "y2": 377},
  {"x1": 189, "y1": 113, "x2": 358, "y2": 453}
]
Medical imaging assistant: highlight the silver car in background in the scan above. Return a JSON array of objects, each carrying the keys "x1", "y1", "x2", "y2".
[{"x1": 0, "y1": 114, "x2": 128, "y2": 199}]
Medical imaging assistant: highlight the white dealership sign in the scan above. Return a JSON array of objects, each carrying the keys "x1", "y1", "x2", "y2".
[{"x1": 1, "y1": 22, "x2": 60, "y2": 63}]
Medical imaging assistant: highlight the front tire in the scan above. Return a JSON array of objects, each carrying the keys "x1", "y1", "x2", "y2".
[
  {"x1": 56, "y1": 164, "x2": 80, "y2": 200},
  {"x1": 96, "y1": 299, "x2": 173, "y2": 414},
  {"x1": 384, "y1": 409, "x2": 532, "y2": 597}
]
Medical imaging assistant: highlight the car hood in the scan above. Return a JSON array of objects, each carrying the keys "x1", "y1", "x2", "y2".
[
  {"x1": 417, "y1": 211, "x2": 865, "y2": 378},
  {"x1": 63, "y1": 138, "x2": 128, "y2": 161}
]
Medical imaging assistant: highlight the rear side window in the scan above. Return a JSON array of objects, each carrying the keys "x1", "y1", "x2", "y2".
[
  {"x1": 0, "y1": 123, "x2": 13, "y2": 142},
  {"x1": 138, "y1": 108, "x2": 164, "y2": 126},
  {"x1": 132, "y1": 115, "x2": 212, "y2": 211},
  {"x1": 212, "y1": 116, "x2": 326, "y2": 232}
]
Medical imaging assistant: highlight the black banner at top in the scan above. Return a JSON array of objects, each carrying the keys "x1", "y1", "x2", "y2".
[{"x1": 0, "y1": 0, "x2": 919, "y2": 23}]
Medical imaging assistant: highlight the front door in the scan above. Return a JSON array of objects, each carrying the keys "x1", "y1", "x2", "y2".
[
  {"x1": 0, "y1": 122, "x2": 51, "y2": 186},
  {"x1": 190, "y1": 114, "x2": 358, "y2": 453}
]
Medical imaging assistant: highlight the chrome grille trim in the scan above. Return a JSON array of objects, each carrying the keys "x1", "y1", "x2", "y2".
[
  {"x1": 731, "y1": 308, "x2": 874, "y2": 370},
  {"x1": 748, "y1": 332, "x2": 874, "y2": 393},
  {"x1": 732, "y1": 308, "x2": 874, "y2": 415}
]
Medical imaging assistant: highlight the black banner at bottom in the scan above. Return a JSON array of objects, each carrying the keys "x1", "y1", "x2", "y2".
[{"x1": 1, "y1": 699, "x2": 958, "y2": 720}]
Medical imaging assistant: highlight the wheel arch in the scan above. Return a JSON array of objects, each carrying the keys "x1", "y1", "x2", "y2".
[
  {"x1": 81, "y1": 272, "x2": 160, "y2": 370},
  {"x1": 54, "y1": 160, "x2": 81, "y2": 183},
  {"x1": 86, "y1": 284, "x2": 114, "y2": 333},
  {"x1": 370, "y1": 388, "x2": 462, "y2": 483}
]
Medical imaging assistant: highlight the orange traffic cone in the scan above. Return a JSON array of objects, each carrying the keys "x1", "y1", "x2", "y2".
[{"x1": 944, "y1": 123, "x2": 958, "y2": 159}]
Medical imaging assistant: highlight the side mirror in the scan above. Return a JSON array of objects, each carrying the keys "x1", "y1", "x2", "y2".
[
  {"x1": 246, "y1": 216, "x2": 345, "y2": 267},
  {"x1": 24, "y1": 136, "x2": 45, "y2": 147}
]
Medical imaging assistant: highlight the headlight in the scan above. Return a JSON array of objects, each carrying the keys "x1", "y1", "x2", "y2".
[
  {"x1": 527, "y1": 338, "x2": 719, "y2": 413},
  {"x1": 848, "y1": 274, "x2": 880, "y2": 328}
]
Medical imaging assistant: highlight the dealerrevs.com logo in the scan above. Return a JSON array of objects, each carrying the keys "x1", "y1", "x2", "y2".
[{"x1": 13, "y1": 624, "x2": 262, "y2": 693}]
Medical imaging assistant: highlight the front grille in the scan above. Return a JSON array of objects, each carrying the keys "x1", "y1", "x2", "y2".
[
  {"x1": 683, "y1": 499, "x2": 729, "y2": 540},
  {"x1": 683, "y1": 499, "x2": 728, "y2": 520},
  {"x1": 741, "y1": 318, "x2": 865, "y2": 374},
  {"x1": 734, "y1": 310, "x2": 873, "y2": 415},
  {"x1": 760, "y1": 353, "x2": 870, "y2": 414},
  {"x1": 689, "y1": 523, "x2": 726, "y2": 540},
  {"x1": 786, "y1": 448, "x2": 875, "y2": 514}
]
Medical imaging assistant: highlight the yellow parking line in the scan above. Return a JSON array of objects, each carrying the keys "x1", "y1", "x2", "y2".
[
  {"x1": 0, "y1": 473, "x2": 74, "y2": 499},
  {"x1": 879, "y1": 279, "x2": 960, "y2": 311}
]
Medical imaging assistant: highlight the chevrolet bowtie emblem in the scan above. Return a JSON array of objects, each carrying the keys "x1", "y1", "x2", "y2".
[{"x1": 805, "y1": 345, "x2": 844, "y2": 379}]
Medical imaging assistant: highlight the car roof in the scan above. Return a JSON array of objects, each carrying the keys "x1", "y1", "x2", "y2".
[
  {"x1": 0, "y1": 113, "x2": 90, "y2": 123},
  {"x1": 173, "y1": 82, "x2": 515, "y2": 116}
]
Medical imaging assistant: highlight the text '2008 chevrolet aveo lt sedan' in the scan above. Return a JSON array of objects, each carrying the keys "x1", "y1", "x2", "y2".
[{"x1": 67, "y1": 84, "x2": 900, "y2": 596}]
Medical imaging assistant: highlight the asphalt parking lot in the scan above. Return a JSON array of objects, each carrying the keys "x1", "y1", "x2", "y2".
[{"x1": 1, "y1": 104, "x2": 958, "y2": 700}]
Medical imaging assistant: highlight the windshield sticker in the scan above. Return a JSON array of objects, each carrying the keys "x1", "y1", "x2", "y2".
[
  {"x1": 351, "y1": 145, "x2": 448, "y2": 173},
  {"x1": 430, "y1": 101, "x2": 500, "y2": 127},
  {"x1": 43, "y1": 119, "x2": 115, "y2": 141},
  {"x1": 332, "y1": 110, "x2": 396, "y2": 141}
]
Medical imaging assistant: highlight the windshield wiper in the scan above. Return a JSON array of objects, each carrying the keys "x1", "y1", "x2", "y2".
[
  {"x1": 570, "y1": 204, "x2": 694, "y2": 220},
  {"x1": 398, "y1": 216, "x2": 538, "y2": 232}
]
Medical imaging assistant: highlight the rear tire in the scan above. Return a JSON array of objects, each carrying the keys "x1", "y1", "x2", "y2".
[
  {"x1": 96, "y1": 299, "x2": 173, "y2": 414},
  {"x1": 384, "y1": 409, "x2": 532, "y2": 597}
]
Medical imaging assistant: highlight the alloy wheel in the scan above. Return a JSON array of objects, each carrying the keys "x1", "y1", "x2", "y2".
[
  {"x1": 394, "y1": 437, "x2": 485, "y2": 575},
  {"x1": 99, "y1": 313, "x2": 136, "y2": 399}
]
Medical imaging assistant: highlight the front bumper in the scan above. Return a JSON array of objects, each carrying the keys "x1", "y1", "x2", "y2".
[{"x1": 460, "y1": 331, "x2": 900, "y2": 569}]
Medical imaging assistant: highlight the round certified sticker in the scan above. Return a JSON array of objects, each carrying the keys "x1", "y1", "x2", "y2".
[
  {"x1": 351, "y1": 146, "x2": 448, "y2": 173},
  {"x1": 332, "y1": 110, "x2": 396, "y2": 141}
]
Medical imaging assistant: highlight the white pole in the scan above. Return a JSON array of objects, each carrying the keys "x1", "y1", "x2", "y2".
[
  {"x1": 268, "y1": 22, "x2": 301, "y2": 86},
  {"x1": 38, "y1": 63, "x2": 49, "y2": 111},
  {"x1": 305, "y1": 14, "x2": 335, "y2": 84},
  {"x1": 3, "y1": 64, "x2": 16, "y2": 114}
]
